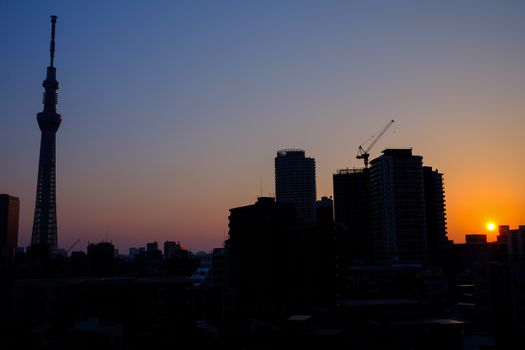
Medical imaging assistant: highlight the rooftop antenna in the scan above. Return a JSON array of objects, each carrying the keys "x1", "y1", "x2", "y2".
[
  {"x1": 49, "y1": 15, "x2": 57, "y2": 68},
  {"x1": 259, "y1": 177, "x2": 263, "y2": 198}
]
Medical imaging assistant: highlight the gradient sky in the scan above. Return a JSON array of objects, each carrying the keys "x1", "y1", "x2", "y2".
[{"x1": 1, "y1": 0, "x2": 525, "y2": 253}]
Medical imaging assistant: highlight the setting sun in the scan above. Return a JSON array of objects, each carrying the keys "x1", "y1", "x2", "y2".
[{"x1": 487, "y1": 222, "x2": 496, "y2": 231}]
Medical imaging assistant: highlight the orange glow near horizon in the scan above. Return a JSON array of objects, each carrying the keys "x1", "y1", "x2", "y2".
[{"x1": 441, "y1": 158, "x2": 525, "y2": 244}]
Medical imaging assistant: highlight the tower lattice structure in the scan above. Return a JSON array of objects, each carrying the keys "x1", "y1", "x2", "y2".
[{"x1": 31, "y1": 16, "x2": 62, "y2": 251}]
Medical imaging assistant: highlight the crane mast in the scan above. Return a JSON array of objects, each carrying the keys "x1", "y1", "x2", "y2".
[
  {"x1": 66, "y1": 239, "x2": 80, "y2": 254},
  {"x1": 356, "y1": 119, "x2": 395, "y2": 168}
]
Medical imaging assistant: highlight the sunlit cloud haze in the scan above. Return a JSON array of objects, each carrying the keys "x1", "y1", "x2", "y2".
[{"x1": 1, "y1": 0, "x2": 525, "y2": 252}]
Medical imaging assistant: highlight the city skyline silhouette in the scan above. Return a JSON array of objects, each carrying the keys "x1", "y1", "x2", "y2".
[{"x1": 2, "y1": 4, "x2": 525, "y2": 349}]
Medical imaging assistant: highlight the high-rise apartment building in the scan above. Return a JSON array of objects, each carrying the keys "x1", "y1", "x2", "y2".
[
  {"x1": 332, "y1": 150, "x2": 448, "y2": 265},
  {"x1": 370, "y1": 149, "x2": 427, "y2": 263},
  {"x1": 500, "y1": 225, "x2": 525, "y2": 261},
  {"x1": 275, "y1": 149, "x2": 316, "y2": 224},
  {"x1": 315, "y1": 196, "x2": 334, "y2": 226},
  {"x1": 333, "y1": 168, "x2": 372, "y2": 261},
  {"x1": 423, "y1": 166, "x2": 448, "y2": 264},
  {"x1": 333, "y1": 168, "x2": 370, "y2": 225}
]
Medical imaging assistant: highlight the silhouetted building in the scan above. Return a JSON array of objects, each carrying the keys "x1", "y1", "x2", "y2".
[
  {"x1": 147, "y1": 241, "x2": 159, "y2": 253},
  {"x1": 210, "y1": 248, "x2": 227, "y2": 288},
  {"x1": 275, "y1": 149, "x2": 316, "y2": 224},
  {"x1": 339, "y1": 298, "x2": 464, "y2": 350},
  {"x1": 226, "y1": 196, "x2": 335, "y2": 314},
  {"x1": 70, "y1": 251, "x2": 89, "y2": 275},
  {"x1": 87, "y1": 242, "x2": 115, "y2": 276},
  {"x1": 423, "y1": 166, "x2": 448, "y2": 264},
  {"x1": 129, "y1": 247, "x2": 139, "y2": 258},
  {"x1": 226, "y1": 197, "x2": 296, "y2": 313},
  {"x1": 498, "y1": 225, "x2": 510, "y2": 243},
  {"x1": 456, "y1": 228, "x2": 524, "y2": 347},
  {"x1": 333, "y1": 168, "x2": 370, "y2": 226},
  {"x1": 471, "y1": 261, "x2": 525, "y2": 349},
  {"x1": 333, "y1": 168, "x2": 372, "y2": 262},
  {"x1": 370, "y1": 149, "x2": 427, "y2": 263},
  {"x1": 502, "y1": 225, "x2": 525, "y2": 261},
  {"x1": 466, "y1": 234, "x2": 487, "y2": 245},
  {"x1": 163, "y1": 243, "x2": 193, "y2": 276},
  {"x1": 0, "y1": 194, "x2": 19, "y2": 269},
  {"x1": 315, "y1": 196, "x2": 333, "y2": 226},
  {"x1": 11, "y1": 276, "x2": 194, "y2": 348},
  {"x1": 164, "y1": 241, "x2": 183, "y2": 259},
  {"x1": 31, "y1": 16, "x2": 62, "y2": 254},
  {"x1": 452, "y1": 234, "x2": 508, "y2": 275},
  {"x1": 146, "y1": 241, "x2": 162, "y2": 259}
]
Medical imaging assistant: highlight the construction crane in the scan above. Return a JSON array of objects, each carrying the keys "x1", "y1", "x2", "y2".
[
  {"x1": 356, "y1": 119, "x2": 395, "y2": 168},
  {"x1": 66, "y1": 239, "x2": 80, "y2": 254}
]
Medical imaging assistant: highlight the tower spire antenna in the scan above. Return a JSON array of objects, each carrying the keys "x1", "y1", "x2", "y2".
[{"x1": 49, "y1": 15, "x2": 57, "y2": 67}]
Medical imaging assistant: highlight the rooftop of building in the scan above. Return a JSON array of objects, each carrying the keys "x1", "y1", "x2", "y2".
[
  {"x1": 276, "y1": 149, "x2": 306, "y2": 157},
  {"x1": 335, "y1": 167, "x2": 367, "y2": 175},
  {"x1": 381, "y1": 148, "x2": 414, "y2": 157},
  {"x1": 316, "y1": 196, "x2": 333, "y2": 206}
]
